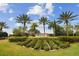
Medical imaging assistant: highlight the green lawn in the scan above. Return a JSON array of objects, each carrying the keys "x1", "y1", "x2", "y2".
[{"x1": 0, "y1": 40, "x2": 79, "y2": 56}]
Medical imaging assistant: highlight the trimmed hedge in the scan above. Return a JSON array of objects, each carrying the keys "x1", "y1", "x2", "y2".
[
  {"x1": 58, "y1": 36, "x2": 79, "y2": 43},
  {"x1": 43, "y1": 40, "x2": 50, "y2": 51},
  {"x1": 9, "y1": 36, "x2": 27, "y2": 42}
]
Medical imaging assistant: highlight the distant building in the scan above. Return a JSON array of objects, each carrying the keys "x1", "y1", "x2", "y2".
[{"x1": 36, "y1": 33, "x2": 53, "y2": 37}]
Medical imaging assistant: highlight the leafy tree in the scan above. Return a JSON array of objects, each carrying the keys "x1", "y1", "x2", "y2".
[{"x1": 58, "y1": 11, "x2": 77, "y2": 36}]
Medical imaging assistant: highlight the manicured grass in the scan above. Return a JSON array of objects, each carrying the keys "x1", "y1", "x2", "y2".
[{"x1": 0, "y1": 40, "x2": 79, "y2": 56}]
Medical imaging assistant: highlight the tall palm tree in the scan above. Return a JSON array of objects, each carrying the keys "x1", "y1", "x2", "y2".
[
  {"x1": 29, "y1": 23, "x2": 39, "y2": 36},
  {"x1": 16, "y1": 14, "x2": 30, "y2": 33},
  {"x1": 58, "y1": 11, "x2": 77, "y2": 36},
  {"x1": 0, "y1": 22, "x2": 8, "y2": 32},
  {"x1": 39, "y1": 17, "x2": 48, "y2": 36}
]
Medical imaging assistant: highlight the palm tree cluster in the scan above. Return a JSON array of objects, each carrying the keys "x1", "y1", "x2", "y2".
[
  {"x1": 58, "y1": 11, "x2": 78, "y2": 36},
  {"x1": 0, "y1": 11, "x2": 79, "y2": 36}
]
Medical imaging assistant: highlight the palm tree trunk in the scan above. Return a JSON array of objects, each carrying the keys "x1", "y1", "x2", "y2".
[
  {"x1": 66, "y1": 24, "x2": 68, "y2": 36},
  {"x1": 0, "y1": 27, "x2": 2, "y2": 32},
  {"x1": 73, "y1": 26, "x2": 74, "y2": 36},
  {"x1": 64, "y1": 23, "x2": 68, "y2": 36},
  {"x1": 43, "y1": 24, "x2": 45, "y2": 36},
  {"x1": 73, "y1": 32, "x2": 74, "y2": 36},
  {"x1": 23, "y1": 23, "x2": 26, "y2": 33},
  {"x1": 53, "y1": 28, "x2": 55, "y2": 37}
]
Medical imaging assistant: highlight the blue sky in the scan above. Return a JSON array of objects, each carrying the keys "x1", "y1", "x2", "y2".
[{"x1": 0, "y1": 3, "x2": 79, "y2": 34}]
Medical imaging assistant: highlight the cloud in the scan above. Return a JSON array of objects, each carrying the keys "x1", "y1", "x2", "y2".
[
  {"x1": 9, "y1": 17, "x2": 14, "y2": 21},
  {"x1": 45, "y1": 3, "x2": 54, "y2": 15},
  {"x1": 0, "y1": 3, "x2": 9, "y2": 13},
  {"x1": 27, "y1": 5, "x2": 43, "y2": 16},
  {"x1": 0, "y1": 3, "x2": 14, "y2": 13},
  {"x1": 27, "y1": 3, "x2": 54, "y2": 17},
  {"x1": 8, "y1": 9, "x2": 14, "y2": 13}
]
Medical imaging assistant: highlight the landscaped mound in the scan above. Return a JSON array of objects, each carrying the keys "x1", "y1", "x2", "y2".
[{"x1": 9, "y1": 37, "x2": 70, "y2": 51}]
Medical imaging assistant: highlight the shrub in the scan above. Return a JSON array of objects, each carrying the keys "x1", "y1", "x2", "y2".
[
  {"x1": 34, "y1": 39, "x2": 41, "y2": 50},
  {"x1": 17, "y1": 42, "x2": 25, "y2": 46},
  {"x1": 46, "y1": 39, "x2": 55, "y2": 50},
  {"x1": 53, "y1": 44, "x2": 59, "y2": 50},
  {"x1": 40, "y1": 39, "x2": 44, "y2": 50},
  {"x1": 10, "y1": 33, "x2": 29, "y2": 37},
  {"x1": 43, "y1": 40, "x2": 50, "y2": 51},
  {"x1": 58, "y1": 36, "x2": 79, "y2": 43},
  {"x1": 26, "y1": 39, "x2": 38, "y2": 47},
  {"x1": 53, "y1": 39, "x2": 70, "y2": 49},
  {"x1": 9, "y1": 36, "x2": 27, "y2": 42},
  {"x1": 59, "y1": 42, "x2": 70, "y2": 49}
]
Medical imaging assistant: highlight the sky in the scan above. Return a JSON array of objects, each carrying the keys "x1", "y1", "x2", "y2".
[{"x1": 0, "y1": 3, "x2": 79, "y2": 34}]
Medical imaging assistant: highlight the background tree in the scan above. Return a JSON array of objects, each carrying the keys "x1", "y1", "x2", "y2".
[
  {"x1": 16, "y1": 14, "x2": 30, "y2": 33},
  {"x1": 0, "y1": 22, "x2": 8, "y2": 32},
  {"x1": 13, "y1": 26, "x2": 23, "y2": 36},
  {"x1": 58, "y1": 11, "x2": 77, "y2": 36},
  {"x1": 39, "y1": 17, "x2": 48, "y2": 36}
]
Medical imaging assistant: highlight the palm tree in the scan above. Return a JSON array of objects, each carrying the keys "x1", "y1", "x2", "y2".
[
  {"x1": 48, "y1": 20, "x2": 57, "y2": 36},
  {"x1": 39, "y1": 17, "x2": 48, "y2": 36},
  {"x1": 29, "y1": 23, "x2": 39, "y2": 35},
  {"x1": 31, "y1": 23, "x2": 38, "y2": 31},
  {"x1": 16, "y1": 14, "x2": 30, "y2": 33},
  {"x1": 0, "y1": 22, "x2": 8, "y2": 32},
  {"x1": 58, "y1": 11, "x2": 77, "y2": 36}
]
